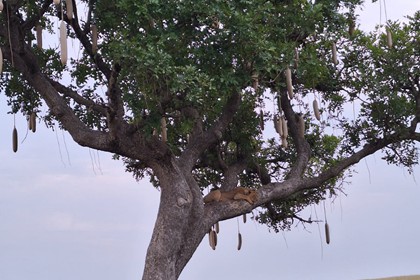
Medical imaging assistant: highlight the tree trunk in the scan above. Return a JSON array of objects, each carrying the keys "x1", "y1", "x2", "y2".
[{"x1": 142, "y1": 159, "x2": 209, "y2": 280}]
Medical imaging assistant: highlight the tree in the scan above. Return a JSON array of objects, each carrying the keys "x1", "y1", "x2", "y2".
[{"x1": 0, "y1": 0, "x2": 419, "y2": 279}]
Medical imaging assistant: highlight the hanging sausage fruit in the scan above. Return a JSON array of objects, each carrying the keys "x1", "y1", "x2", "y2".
[{"x1": 60, "y1": 20, "x2": 68, "y2": 65}]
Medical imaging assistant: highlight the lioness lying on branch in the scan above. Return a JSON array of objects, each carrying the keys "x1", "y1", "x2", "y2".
[{"x1": 203, "y1": 187, "x2": 258, "y2": 204}]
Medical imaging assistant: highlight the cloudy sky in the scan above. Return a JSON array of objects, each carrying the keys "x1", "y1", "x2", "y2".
[{"x1": 1, "y1": 1, "x2": 419, "y2": 280}]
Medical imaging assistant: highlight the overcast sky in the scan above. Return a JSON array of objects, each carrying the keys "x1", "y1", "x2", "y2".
[{"x1": 1, "y1": 1, "x2": 420, "y2": 280}]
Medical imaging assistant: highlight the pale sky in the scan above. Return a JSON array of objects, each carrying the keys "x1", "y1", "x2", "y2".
[{"x1": 1, "y1": 1, "x2": 419, "y2": 280}]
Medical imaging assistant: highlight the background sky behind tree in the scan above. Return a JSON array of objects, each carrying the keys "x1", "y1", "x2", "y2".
[{"x1": 0, "y1": 1, "x2": 419, "y2": 280}]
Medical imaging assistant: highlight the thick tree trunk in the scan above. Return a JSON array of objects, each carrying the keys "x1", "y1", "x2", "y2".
[{"x1": 142, "y1": 159, "x2": 209, "y2": 280}]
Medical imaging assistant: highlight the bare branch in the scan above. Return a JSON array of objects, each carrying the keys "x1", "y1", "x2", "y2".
[{"x1": 47, "y1": 78, "x2": 107, "y2": 116}]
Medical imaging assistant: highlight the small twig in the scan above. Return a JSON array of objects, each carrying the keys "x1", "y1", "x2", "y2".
[{"x1": 292, "y1": 214, "x2": 319, "y2": 224}]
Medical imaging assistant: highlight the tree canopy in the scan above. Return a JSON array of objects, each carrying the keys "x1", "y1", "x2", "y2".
[{"x1": 0, "y1": 0, "x2": 419, "y2": 279}]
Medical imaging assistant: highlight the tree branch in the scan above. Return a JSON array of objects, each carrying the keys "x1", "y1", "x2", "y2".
[
  {"x1": 64, "y1": 5, "x2": 111, "y2": 80},
  {"x1": 247, "y1": 161, "x2": 271, "y2": 185},
  {"x1": 181, "y1": 106, "x2": 203, "y2": 137},
  {"x1": 29, "y1": 72, "x2": 113, "y2": 151},
  {"x1": 22, "y1": 0, "x2": 52, "y2": 31},
  {"x1": 47, "y1": 78, "x2": 108, "y2": 116},
  {"x1": 82, "y1": 0, "x2": 96, "y2": 34},
  {"x1": 179, "y1": 91, "x2": 242, "y2": 172},
  {"x1": 219, "y1": 160, "x2": 248, "y2": 191},
  {"x1": 105, "y1": 63, "x2": 126, "y2": 138},
  {"x1": 205, "y1": 129, "x2": 418, "y2": 224},
  {"x1": 2, "y1": 11, "x2": 113, "y2": 152}
]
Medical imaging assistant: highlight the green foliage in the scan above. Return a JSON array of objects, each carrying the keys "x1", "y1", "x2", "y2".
[{"x1": 1, "y1": 1, "x2": 419, "y2": 232}]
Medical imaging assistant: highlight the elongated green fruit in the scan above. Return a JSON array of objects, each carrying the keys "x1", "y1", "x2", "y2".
[
  {"x1": 36, "y1": 24, "x2": 42, "y2": 49},
  {"x1": 12, "y1": 127, "x2": 18, "y2": 153},
  {"x1": 386, "y1": 28, "x2": 393, "y2": 48},
  {"x1": 91, "y1": 25, "x2": 98, "y2": 54},
  {"x1": 325, "y1": 222, "x2": 330, "y2": 244},
  {"x1": 243, "y1": 214, "x2": 247, "y2": 224},
  {"x1": 215, "y1": 222, "x2": 219, "y2": 234},
  {"x1": 285, "y1": 67, "x2": 293, "y2": 99},
  {"x1": 237, "y1": 233, "x2": 242, "y2": 250},
  {"x1": 66, "y1": 0, "x2": 73, "y2": 19},
  {"x1": 313, "y1": 99, "x2": 321, "y2": 121},
  {"x1": 332, "y1": 42, "x2": 338, "y2": 65},
  {"x1": 60, "y1": 21, "x2": 67, "y2": 65}
]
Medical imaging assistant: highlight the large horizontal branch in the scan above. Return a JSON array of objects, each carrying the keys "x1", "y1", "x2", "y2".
[
  {"x1": 203, "y1": 179, "x2": 297, "y2": 226},
  {"x1": 105, "y1": 64, "x2": 126, "y2": 137},
  {"x1": 203, "y1": 130, "x2": 417, "y2": 225},
  {"x1": 263, "y1": 137, "x2": 398, "y2": 204},
  {"x1": 65, "y1": 5, "x2": 112, "y2": 80}
]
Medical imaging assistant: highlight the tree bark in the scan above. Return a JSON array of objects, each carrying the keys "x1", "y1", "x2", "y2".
[{"x1": 142, "y1": 158, "x2": 209, "y2": 280}]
